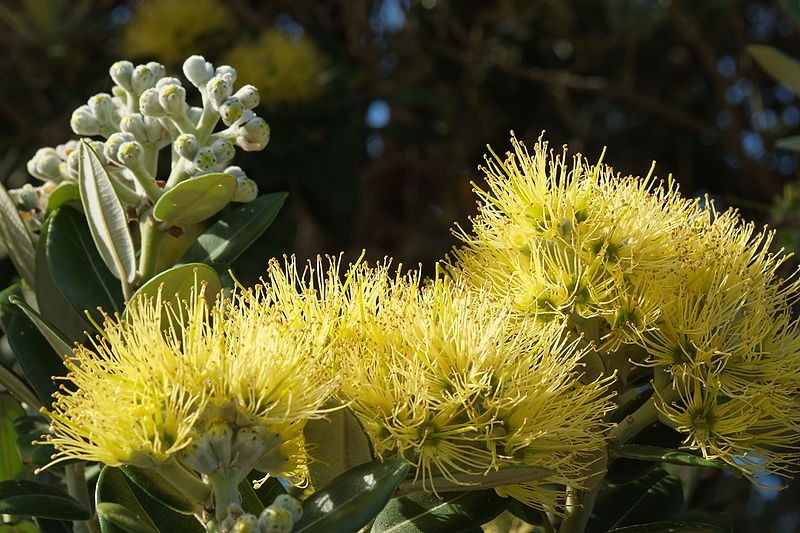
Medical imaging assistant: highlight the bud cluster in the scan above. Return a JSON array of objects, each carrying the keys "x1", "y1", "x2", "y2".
[{"x1": 217, "y1": 495, "x2": 302, "y2": 533}]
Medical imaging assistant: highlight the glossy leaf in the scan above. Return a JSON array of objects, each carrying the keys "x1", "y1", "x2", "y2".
[
  {"x1": 0, "y1": 181, "x2": 35, "y2": 287},
  {"x1": 294, "y1": 458, "x2": 410, "y2": 533},
  {"x1": 0, "y1": 365, "x2": 39, "y2": 411},
  {"x1": 608, "y1": 521, "x2": 731, "y2": 533},
  {"x1": 0, "y1": 480, "x2": 90, "y2": 520},
  {"x1": 119, "y1": 465, "x2": 199, "y2": 515},
  {"x1": 239, "y1": 474, "x2": 285, "y2": 516},
  {"x1": 399, "y1": 465, "x2": 553, "y2": 494},
  {"x1": 611, "y1": 444, "x2": 741, "y2": 477},
  {"x1": 77, "y1": 140, "x2": 136, "y2": 284},
  {"x1": 179, "y1": 192, "x2": 287, "y2": 267},
  {"x1": 46, "y1": 207, "x2": 124, "y2": 320},
  {"x1": 0, "y1": 394, "x2": 24, "y2": 481},
  {"x1": 45, "y1": 181, "x2": 80, "y2": 213},
  {"x1": 9, "y1": 296, "x2": 72, "y2": 361},
  {"x1": 153, "y1": 172, "x2": 236, "y2": 227},
  {"x1": 587, "y1": 467, "x2": 684, "y2": 533},
  {"x1": 97, "y1": 503, "x2": 158, "y2": 533},
  {"x1": 371, "y1": 490, "x2": 508, "y2": 533},
  {"x1": 304, "y1": 406, "x2": 373, "y2": 491},
  {"x1": 129, "y1": 263, "x2": 221, "y2": 306},
  {"x1": 747, "y1": 44, "x2": 800, "y2": 95}
]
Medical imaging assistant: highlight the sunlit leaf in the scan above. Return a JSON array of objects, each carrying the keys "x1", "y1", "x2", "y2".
[
  {"x1": 153, "y1": 173, "x2": 236, "y2": 227},
  {"x1": 747, "y1": 44, "x2": 800, "y2": 95},
  {"x1": 96, "y1": 503, "x2": 158, "y2": 533},
  {"x1": 45, "y1": 181, "x2": 80, "y2": 213}
]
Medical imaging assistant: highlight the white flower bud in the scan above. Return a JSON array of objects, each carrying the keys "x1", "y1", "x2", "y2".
[
  {"x1": 271, "y1": 495, "x2": 302, "y2": 523},
  {"x1": 222, "y1": 165, "x2": 246, "y2": 180},
  {"x1": 232, "y1": 176, "x2": 257, "y2": 203},
  {"x1": 109, "y1": 61, "x2": 134, "y2": 92},
  {"x1": 117, "y1": 141, "x2": 144, "y2": 167},
  {"x1": 158, "y1": 84, "x2": 187, "y2": 117},
  {"x1": 215, "y1": 65, "x2": 237, "y2": 85},
  {"x1": 10, "y1": 183, "x2": 41, "y2": 211},
  {"x1": 205, "y1": 417, "x2": 232, "y2": 466},
  {"x1": 131, "y1": 64, "x2": 157, "y2": 95},
  {"x1": 70, "y1": 105, "x2": 100, "y2": 136},
  {"x1": 145, "y1": 61, "x2": 166, "y2": 80},
  {"x1": 174, "y1": 134, "x2": 199, "y2": 160},
  {"x1": 121, "y1": 113, "x2": 166, "y2": 144},
  {"x1": 104, "y1": 132, "x2": 137, "y2": 163},
  {"x1": 193, "y1": 147, "x2": 217, "y2": 172},
  {"x1": 139, "y1": 88, "x2": 166, "y2": 117},
  {"x1": 211, "y1": 138, "x2": 235, "y2": 164},
  {"x1": 66, "y1": 149, "x2": 80, "y2": 180},
  {"x1": 219, "y1": 97, "x2": 245, "y2": 126},
  {"x1": 179, "y1": 437, "x2": 219, "y2": 475},
  {"x1": 27, "y1": 148, "x2": 62, "y2": 181},
  {"x1": 156, "y1": 77, "x2": 182, "y2": 89},
  {"x1": 206, "y1": 76, "x2": 233, "y2": 108},
  {"x1": 258, "y1": 507, "x2": 292, "y2": 533},
  {"x1": 233, "y1": 85, "x2": 259, "y2": 110},
  {"x1": 232, "y1": 514, "x2": 259, "y2": 533},
  {"x1": 183, "y1": 55, "x2": 214, "y2": 88},
  {"x1": 236, "y1": 117, "x2": 270, "y2": 152},
  {"x1": 88, "y1": 93, "x2": 117, "y2": 126},
  {"x1": 56, "y1": 140, "x2": 78, "y2": 160},
  {"x1": 84, "y1": 140, "x2": 108, "y2": 166}
]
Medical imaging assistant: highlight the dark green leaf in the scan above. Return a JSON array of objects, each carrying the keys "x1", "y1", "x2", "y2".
[
  {"x1": 294, "y1": 458, "x2": 410, "y2": 533},
  {"x1": 179, "y1": 192, "x2": 287, "y2": 267},
  {"x1": 399, "y1": 465, "x2": 553, "y2": 494},
  {"x1": 96, "y1": 503, "x2": 158, "y2": 533},
  {"x1": 0, "y1": 480, "x2": 90, "y2": 520},
  {"x1": 747, "y1": 44, "x2": 800, "y2": 95},
  {"x1": 239, "y1": 474, "x2": 285, "y2": 516},
  {"x1": 119, "y1": 465, "x2": 199, "y2": 515},
  {"x1": 587, "y1": 467, "x2": 684, "y2": 533},
  {"x1": 9, "y1": 297, "x2": 72, "y2": 361},
  {"x1": 0, "y1": 394, "x2": 24, "y2": 481},
  {"x1": 45, "y1": 182, "x2": 80, "y2": 213},
  {"x1": 0, "y1": 181, "x2": 35, "y2": 287},
  {"x1": 506, "y1": 498, "x2": 550, "y2": 528},
  {"x1": 611, "y1": 444, "x2": 741, "y2": 477},
  {"x1": 46, "y1": 207, "x2": 124, "y2": 320},
  {"x1": 304, "y1": 406, "x2": 373, "y2": 491},
  {"x1": 371, "y1": 490, "x2": 508, "y2": 533},
  {"x1": 15, "y1": 428, "x2": 56, "y2": 467},
  {"x1": 608, "y1": 521, "x2": 732, "y2": 533},
  {"x1": 153, "y1": 173, "x2": 236, "y2": 227}
]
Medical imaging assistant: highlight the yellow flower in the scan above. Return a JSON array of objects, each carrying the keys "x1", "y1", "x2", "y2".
[
  {"x1": 222, "y1": 30, "x2": 329, "y2": 106},
  {"x1": 122, "y1": 0, "x2": 233, "y2": 66},
  {"x1": 335, "y1": 263, "x2": 615, "y2": 511}
]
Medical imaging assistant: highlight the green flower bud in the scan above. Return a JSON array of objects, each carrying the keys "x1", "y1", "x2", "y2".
[
  {"x1": 193, "y1": 147, "x2": 217, "y2": 171},
  {"x1": 205, "y1": 417, "x2": 232, "y2": 466},
  {"x1": 258, "y1": 507, "x2": 292, "y2": 533},
  {"x1": 219, "y1": 97, "x2": 245, "y2": 126},
  {"x1": 117, "y1": 141, "x2": 144, "y2": 167},
  {"x1": 139, "y1": 88, "x2": 167, "y2": 117},
  {"x1": 271, "y1": 495, "x2": 302, "y2": 523},
  {"x1": 183, "y1": 55, "x2": 214, "y2": 88},
  {"x1": 131, "y1": 64, "x2": 157, "y2": 96},
  {"x1": 179, "y1": 436, "x2": 219, "y2": 474},
  {"x1": 159, "y1": 84, "x2": 188, "y2": 117},
  {"x1": 207, "y1": 76, "x2": 233, "y2": 108},
  {"x1": 88, "y1": 93, "x2": 117, "y2": 126},
  {"x1": 229, "y1": 426, "x2": 264, "y2": 471},
  {"x1": 174, "y1": 134, "x2": 199, "y2": 160},
  {"x1": 27, "y1": 148, "x2": 62, "y2": 181},
  {"x1": 211, "y1": 139, "x2": 235, "y2": 164},
  {"x1": 109, "y1": 60, "x2": 134, "y2": 92},
  {"x1": 71, "y1": 105, "x2": 101, "y2": 136},
  {"x1": 233, "y1": 85, "x2": 259, "y2": 110},
  {"x1": 236, "y1": 117, "x2": 270, "y2": 152},
  {"x1": 104, "y1": 132, "x2": 137, "y2": 163},
  {"x1": 232, "y1": 514, "x2": 259, "y2": 533}
]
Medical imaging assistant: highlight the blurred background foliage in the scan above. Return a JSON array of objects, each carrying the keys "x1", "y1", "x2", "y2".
[{"x1": 2, "y1": 0, "x2": 800, "y2": 530}]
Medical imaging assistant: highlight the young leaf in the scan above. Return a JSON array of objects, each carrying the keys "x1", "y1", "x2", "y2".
[
  {"x1": 0, "y1": 181, "x2": 35, "y2": 287},
  {"x1": 178, "y1": 192, "x2": 287, "y2": 267},
  {"x1": 370, "y1": 490, "x2": 508, "y2": 533},
  {"x1": 96, "y1": 503, "x2": 158, "y2": 533},
  {"x1": 45, "y1": 182, "x2": 80, "y2": 213},
  {"x1": 153, "y1": 172, "x2": 236, "y2": 227},
  {"x1": 0, "y1": 394, "x2": 24, "y2": 481},
  {"x1": 77, "y1": 140, "x2": 136, "y2": 284},
  {"x1": 747, "y1": 44, "x2": 800, "y2": 95},
  {"x1": 0, "y1": 480, "x2": 91, "y2": 520},
  {"x1": 294, "y1": 458, "x2": 410, "y2": 533}
]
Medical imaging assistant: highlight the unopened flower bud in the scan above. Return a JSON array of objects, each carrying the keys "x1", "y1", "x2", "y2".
[
  {"x1": 211, "y1": 139, "x2": 235, "y2": 164},
  {"x1": 27, "y1": 148, "x2": 62, "y2": 181},
  {"x1": 183, "y1": 55, "x2": 214, "y2": 88},
  {"x1": 84, "y1": 140, "x2": 109, "y2": 166},
  {"x1": 236, "y1": 117, "x2": 270, "y2": 152},
  {"x1": 109, "y1": 60, "x2": 134, "y2": 92},
  {"x1": 121, "y1": 113, "x2": 157, "y2": 144},
  {"x1": 66, "y1": 150, "x2": 80, "y2": 180},
  {"x1": 215, "y1": 65, "x2": 237, "y2": 85},
  {"x1": 159, "y1": 84, "x2": 187, "y2": 117},
  {"x1": 131, "y1": 64, "x2": 157, "y2": 96},
  {"x1": 71, "y1": 105, "x2": 100, "y2": 136},
  {"x1": 88, "y1": 93, "x2": 117, "y2": 126},
  {"x1": 219, "y1": 97, "x2": 245, "y2": 126},
  {"x1": 230, "y1": 426, "x2": 264, "y2": 471},
  {"x1": 179, "y1": 437, "x2": 219, "y2": 475},
  {"x1": 232, "y1": 176, "x2": 257, "y2": 203},
  {"x1": 207, "y1": 76, "x2": 233, "y2": 108},
  {"x1": 193, "y1": 147, "x2": 217, "y2": 171},
  {"x1": 104, "y1": 132, "x2": 137, "y2": 163},
  {"x1": 233, "y1": 85, "x2": 259, "y2": 110},
  {"x1": 258, "y1": 507, "x2": 292, "y2": 533},
  {"x1": 156, "y1": 77, "x2": 182, "y2": 90},
  {"x1": 206, "y1": 417, "x2": 233, "y2": 466},
  {"x1": 117, "y1": 141, "x2": 144, "y2": 167},
  {"x1": 271, "y1": 495, "x2": 302, "y2": 523},
  {"x1": 146, "y1": 61, "x2": 166, "y2": 80},
  {"x1": 139, "y1": 88, "x2": 166, "y2": 117},
  {"x1": 174, "y1": 134, "x2": 199, "y2": 160},
  {"x1": 10, "y1": 183, "x2": 41, "y2": 211},
  {"x1": 232, "y1": 514, "x2": 259, "y2": 533}
]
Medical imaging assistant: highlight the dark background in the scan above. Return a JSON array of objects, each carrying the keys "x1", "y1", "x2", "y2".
[{"x1": 2, "y1": 1, "x2": 800, "y2": 530}]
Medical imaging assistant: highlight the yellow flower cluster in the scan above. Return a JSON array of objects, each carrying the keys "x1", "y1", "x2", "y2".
[{"x1": 453, "y1": 134, "x2": 800, "y2": 481}]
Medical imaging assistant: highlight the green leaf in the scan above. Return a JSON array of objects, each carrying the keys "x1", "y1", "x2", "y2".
[
  {"x1": 129, "y1": 263, "x2": 221, "y2": 305},
  {"x1": 0, "y1": 181, "x2": 36, "y2": 287},
  {"x1": 0, "y1": 394, "x2": 24, "y2": 481},
  {"x1": 179, "y1": 192, "x2": 287, "y2": 267},
  {"x1": 608, "y1": 521, "x2": 731, "y2": 533},
  {"x1": 15, "y1": 427, "x2": 56, "y2": 467},
  {"x1": 587, "y1": 467, "x2": 685, "y2": 533},
  {"x1": 294, "y1": 458, "x2": 410, "y2": 533},
  {"x1": 775, "y1": 135, "x2": 800, "y2": 152},
  {"x1": 371, "y1": 490, "x2": 508, "y2": 533},
  {"x1": 239, "y1": 474, "x2": 285, "y2": 516},
  {"x1": 399, "y1": 465, "x2": 553, "y2": 494},
  {"x1": 45, "y1": 181, "x2": 80, "y2": 213},
  {"x1": 611, "y1": 444, "x2": 741, "y2": 477},
  {"x1": 506, "y1": 498, "x2": 549, "y2": 528},
  {"x1": 96, "y1": 466, "x2": 204, "y2": 533},
  {"x1": 304, "y1": 406, "x2": 374, "y2": 491},
  {"x1": 0, "y1": 518, "x2": 39, "y2": 532},
  {"x1": 119, "y1": 465, "x2": 198, "y2": 515},
  {"x1": 747, "y1": 44, "x2": 800, "y2": 95},
  {"x1": 0, "y1": 480, "x2": 90, "y2": 520},
  {"x1": 781, "y1": 0, "x2": 800, "y2": 29},
  {"x1": 77, "y1": 140, "x2": 136, "y2": 284},
  {"x1": 9, "y1": 297, "x2": 72, "y2": 361},
  {"x1": 153, "y1": 173, "x2": 236, "y2": 227},
  {"x1": 46, "y1": 207, "x2": 124, "y2": 320},
  {"x1": 96, "y1": 503, "x2": 158, "y2": 533}
]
